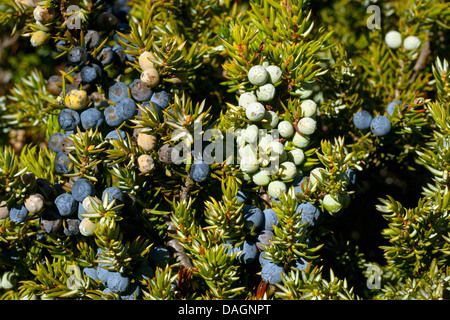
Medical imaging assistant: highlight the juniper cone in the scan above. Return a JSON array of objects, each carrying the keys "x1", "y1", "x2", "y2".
[{"x1": 1, "y1": 0, "x2": 449, "y2": 302}]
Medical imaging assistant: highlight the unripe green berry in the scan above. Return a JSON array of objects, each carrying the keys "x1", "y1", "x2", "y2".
[
  {"x1": 261, "y1": 111, "x2": 279, "y2": 129},
  {"x1": 242, "y1": 124, "x2": 259, "y2": 144},
  {"x1": 385, "y1": 30, "x2": 402, "y2": 49},
  {"x1": 297, "y1": 117, "x2": 317, "y2": 135},
  {"x1": 30, "y1": 30, "x2": 49, "y2": 47},
  {"x1": 240, "y1": 154, "x2": 259, "y2": 174},
  {"x1": 277, "y1": 120, "x2": 294, "y2": 138},
  {"x1": 288, "y1": 148, "x2": 305, "y2": 166},
  {"x1": 248, "y1": 65, "x2": 269, "y2": 86},
  {"x1": 403, "y1": 36, "x2": 421, "y2": 50},
  {"x1": 140, "y1": 67, "x2": 160, "y2": 87},
  {"x1": 256, "y1": 83, "x2": 276, "y2": 102},
  {"x1": 292, "y1": 132, "x2": 310, "y2": 148},
  {"x1": 265, "y1": 65, "x2": 282, "y2": 84},
  {"x1": 252, "y1": 169, "x2": 270, "y2": 186},
  {"x1": 294, "y1": 84, "x2": 313, "y2": 99},
  {"x1": 1, "y1": 271, "x2": 18, "y2": 289},
  {"x1": 267, "y1": 180, "x2": 287, "y2": 199},
  {"x1": 238, "y1": 92, "x2": 258, "y2": 109},
  {"x1": 79, "y1": 218, "x2": 96, "y2": 236},
  {"x1": 279, "y1": 161, "x2": 297, "y2": 180},
  {"x1": 245, "y1": 102, "x2": 266, "y2": 122},
  {"x1": 300, "y1": 99, "x2": 317, "y2": 117},
  {"x1": 323, "y1": 194, "x2": 343, "y2": 214},
  {"x1": 309, "y1": 167, "x2": 325, "y2": 186}
]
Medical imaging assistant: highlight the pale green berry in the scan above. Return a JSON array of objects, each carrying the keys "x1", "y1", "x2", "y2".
[
  {"x1": 279, "y1": 161, "x2": 297, "y2": 180},
  {"x1": 239, "y1": 92, "x2": 258, "y2": 109},
  {"x1": 242, "y1": 172, "x2": 253, "y2": 182},
  {"x1": 252, "y1": 169, "x2": 271, "y2": 186},
  {"x1": 309, "y1": 167, "x2": 325, "y2": 186},
  {"x1": 297, "y1": 117, "x2": 317, "y2": 135},
  {"x1": 385, "y1": 30, "x2": 402, "y2": 49},
  {"x1": 248, "y1": 65, "x2": 269, "y2": 86},
  {"x1": 239, "y1": 143, "x2": 257, "y2": 159},
  {"x1": 258, "y1": 134, "x2": 274, "y2": 153},
  {"x1": 261, "y1": 111, "x2": 279, "y2": 129},
  {"x1": 292, "y1": 132, "x2": 310, "y2": 148},
  {"x1": 240, "y1": 154, "x2": 259, "y2": 174},
  {"x1": 242, "y1": 124, "x2": 259, "y2": 144},
  {"x1": 246, "y1": 102, "x2": 266, "y2": 122},
  {"x1": 277, "y1": 120, "x2": 294, "y2": 138},
  {"x1": 82, "y1": 196, "x2": 102, "y2": 213},
  {"x1": 323, "y1": 194, "x2": 343, "y2": 214},
  {"x1": 24, "y1": 193, "x2": 45, "y2": 213},
  {"x1": 288, "y1": 148, "x2": 305, "y2": 166},
  {"x1": 1, "y1": 271, "x2": 18, "y2": 289},
  {"x1": 403, "y1": 36, "x2": 421, "y2": 50},
  {"x1": 256, "y1": 83, "x2": 276, "y2": 102},
  {"x1": 30, "y1": 30, "x2": 49, "y2": 47},
  {"x1": 294, "y1": 84, "x2": 313, "y2": 98},
  {"x1": 79, "y1": 218, "x2": 96, "y2": 236},
  {"x1": 265, "y1": 65, "x2": 282, "y2": 84},
  {"x1": 300, "y1": 99, "x2": 317, "y2": 117},
  {"x1": 267, "y1": 180, "x2": 287, "y2": 199},
  {"x1": 268, "y1": 141, "x2": 285, "y2": 157}
]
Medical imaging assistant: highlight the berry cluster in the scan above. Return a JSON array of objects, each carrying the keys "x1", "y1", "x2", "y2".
[
  {"x1": 385, "y1": 31, "x2": 422, "y2": 51},
  {"x1": 353, "y1": 100, "x2": 405, "y2": 136}
]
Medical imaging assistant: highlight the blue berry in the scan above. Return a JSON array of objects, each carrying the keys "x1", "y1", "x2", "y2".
[
  {"x1": 98, "y1": 46, "x2": 114, "y2": 66},
  {"x1": 129, "y1": 79, "x2": 152, "y2": 101},
  {"x1": 36, "y1": 178, "x2": 54, "y2": 199},
  {"x1": 353, "y1": 110, "x2": 373, "y2": 130},
  {"x1": 77, "y1": 202, "x2": 86, "y2": 220},
  {"x1": 105, "y1": 129, "x2": 127, "y2": 141},
  {"x1": 83, "y1": 267, "x2": 99, "y2": 280},
  {"x1": 387, "y1": 100, "x2": 403, "y2": 116},
  {"x1": 150, "y1": 90, "x2": 169, "y2": 109},
  {"x1": 148, "y1": 246, "x2": 170, "y2": 268},
  {"x1": 259, "y1": 251, "x2": 271, "y2": 267},
  {"x1": 107, "y1": 272, "x2": 130, "y2": 293},
  {"x1": 104, "y1": 105, "x2": 124, "y2": 127},
  {"x1": 263, "y1": 208, "x2": 279, "y2": 231},
  {"x1": 80, "y1": 66, "x2": 99, "y2": 83},
  {"x1": 71, "y1": 178, "x2": 95, "y2": 202},
  {"x1": 112, "y1": 44, "x2": 126, "y2": 64},
  {"x1": 54, "y1": 152, "x2": 72, "y2": 174},
  {"x1": 116, "y1": 97, "x2": 137, "y2": 120},
  {"x1": 190, "y1": 160, "x2": 210, "y2": 182},
  {"x1": 236, "y1": 240, "x2": 258, "y2": 264},
  {"x1": 97, "y1": 263, "x2": 113, "y2": 285},
  {"x1": 68, "y1": 46, "x2": 87, "y2": 66},
  {"x1": 297, "y1": 202, "x2": 320, "y2": 227},
  {"x1": 9, "y1": 203, "x2": 28, "y2": 223},
  {"x1": 236, "y1": 190, "x2": 248, "y2": 204},
  {"x1": 370, "y1": 115, "x2": 391, "y2": 136},
  {"x1": 292, "y1": 175, "x2": 306, "y2": 195},
  {"x1": 261, "y1": 261, "x2": 284, "y2": 284},
  {"x1": 55, "y1": 193, "x2": 78, "y2": 217},
  {"x1": 102, "y1": 187, "x2": 124, "y2": 204},
  {"x1": 108, "y1": 82, "x2": 128, "y2": 103},
  {"x1": 58, "y1": 108, "x2": 80, "y2": 131},
  {"x1": 48, "y1": 132, "x2": 67, "y2": 153},
  {"x1": 294, "y1": 258, "x2": 308, "y2": 271},
  {"x1": 242, "y1": 205, "x2": 264, "y2": 231},
  {"x1": 119, "y1": 283, "x2": 141, "y2": 300},
  {"x1": 81, "y1": 108, "x2": 104, "y2": 130}
]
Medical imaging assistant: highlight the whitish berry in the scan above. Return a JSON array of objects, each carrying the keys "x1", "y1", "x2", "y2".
[
  {"x1": 0, "y1": 201, "x2": 9, "y2": 220},
  {"x1": 256, "y1": 83, "x2": 276, "y2": 102},
  {"x1": 265, "y1": 65, "x2": 282, "y2": 84},
  {"x1": 24, "y1": 193, "x2": 45, "y2": 213},
  {"x1": 241, "y1": 124, "x2": 259, "y2": 144},
  {"x1": 138, "y1": 154, "x2": 155, "y2": 174},
  {"x1": 261, "y1": 110, "x2": 279, "y2": 129},
  {"x1": 256, "y1": 230, "x2": 274, "y2": 250},
  {"x1": 288, "y1": 148, "x2": 305, "y2": 166},
  {"x1": 297, "y1": 117, "x2": 317, "y2": 135},
  {"x1": 82, "y1": 196, "x2": 102, "y2": 213},
  {"x1": 239, "y1": 154, "x2": 259, "y2": 174},
  {"x1": 137, "y1": 132, "x2": 157, "y2": 151},
  {"x1": 245, "y1": 102, "x2": 266, "y2": 122},
  {"x1": 248, "y1": 65, "x2": 269, "y2": 86},
  {"x1": 292, "y1": 132, "x2": 310, "y2": 148},
  {"x1": 238, "y1": 92, "x2": 257, "y2": 109},
  {"x1": 33, "y1": 5, "x2": 55, "y2": 23},
  {"x1": 79, "y1": 218, "x2": 96, "y2": 236},
  {"x1": 403, "y1": 36, "x2": 421, "y2": 50},
  {"x1": 140, "y1": 67, "x2": 160, "y2": 87},
  {"x1": 322, "y1": 194, "x2": 343, "y2": 214},
  {"x1": 279, "y1": 161, "x2": 297, "y2": 181},
  {"x1": 300, "y1": 99, "x2": 317, "y2": 117},
  {"x1": 353, "y1": 110, "x2": 372, "y2": 129},
  {"x1": 309, "y1": 167, "x2": 325, "y2": 187},
  {"x1": 277, "y1": 120, "x2": 294, "y2": 138},
  {"x1": 138, "y1": 51, "x2": 155, "y2": 71},
  {"x1": 370, "y1": 115, "x2": 391, "y2": 136},
  {"x1": 252, "y1": 169, "x2": 270, "y2": 186},
  {"x1": 385, "y1": 31, "x2": 402, "y2": 49},
  {"x1": 267, "y1": 180, "x2": 287, "y2": 199}
]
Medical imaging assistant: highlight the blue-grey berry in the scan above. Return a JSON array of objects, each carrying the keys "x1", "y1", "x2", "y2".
[
  {"x1": 40, "y1": 207, "x2": 62, "y2": 233},
  {"x1": 261, "y1": 261, "x2": 284, "y2": 284},
  {"x1": 48, "y1": 132, "x2": 67, "y2": 153},
  {"x1": 297, "y1": 202, "x2": 320, "y2": 227},
  {"x1": 68, "y1": 46, "x2": 87, "y2": 66},
  {"x1": 81, "y1": 107, "x2": 104, "y2": 130},
  {"x1": 63, "y1": 218, "x2": 80, "y2": 236},
  {"x1": 148, "y1": 246, "x2": 170, "y2": 268},
  {"x1": 263, "y1": 208, "x2": 279, "y2": 231},
  {"x1": 104, "y1": 105, "x2": 124, "y2": 127},
  {"x1": 71, "y1": 178, "x2": 95, "y2": 202},
  {"x1": 55, "y1": 193, "x2": 77, "y2": 217},
  {"x1": 387, "y1": 100, "x2": 403, "y2": 116},
  {"x1": 83, "y1": 267, "x2": 98, "y2": 281},
  {"x1": 85, "y1": 30, "x2": 101, "y2": 49},
  {"x1": 115, "y1": 97, "x2": 137, "y2": 120},
  {"x1": 141, "y1": 101, "x2": 163, "y2": 122},
  {"x1": 129, "y1": 79, "x2": 152, "y2": 101},
  {"x1": 80, "y1": 66, "x2": 98, "y2": 83},
  {"x1": 370, "y1": 115, "x2": 391, "y2": 136},
  {"x1": 150, "y1": 91, "x2": 169, "y2": 109},
  {"x1": 58, "y1": 108, "x2": 80, "y2": 131},
  {"x1": 54, "y1": 151, "x2": 72, "y2": 174},
  {"x1": 98, "y1": 46, "x2": 114, "y2": 66},
  {"x1": 353, "y1": 110, "x2": 372, "y2": 130},
  {"x1": 237, "y1": 240, "x2": 258, "y2": 264},
  {"x1": 9, "y1": 203, "x2": 28, "y2": 223},
  {"x1": 107, "y1": 272, "x2": 130, "y2": 293},
  {"x1": 105, "y1": 129, "x2": 127, "y2": 141},
  {"x1": 108, "y1": 82, "x2": 128, "y2": 103},
  {"x1": 242, "y1": 205, "x2": 264, "y2": 231},
  {"x1": 190, "y1": 160, "x2": 210, "y2": 182}
]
